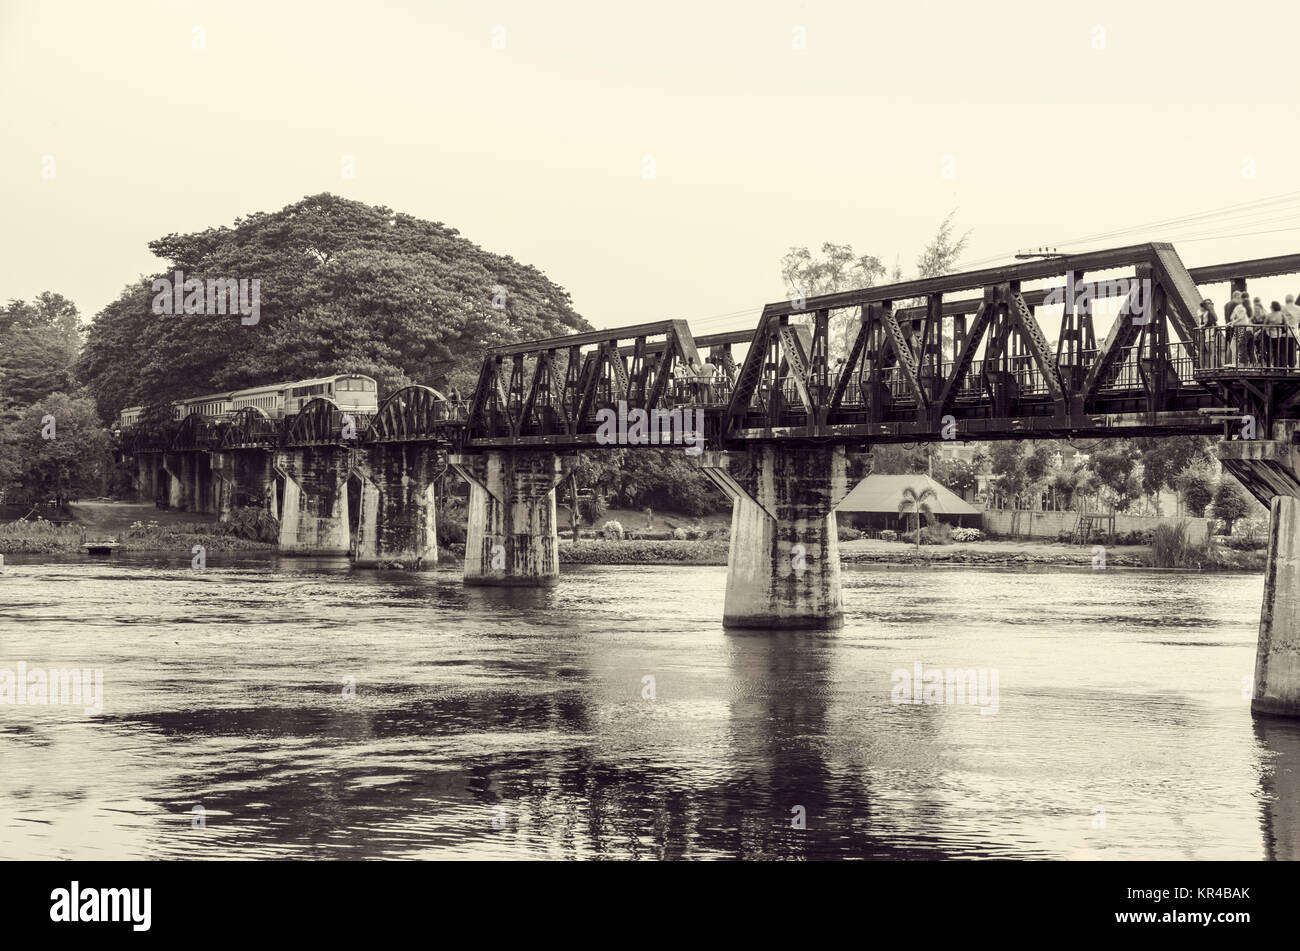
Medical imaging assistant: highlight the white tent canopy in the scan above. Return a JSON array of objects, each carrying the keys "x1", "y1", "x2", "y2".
[{"x1": 835, "y1": 473, "x2": 978, "y2": 515}]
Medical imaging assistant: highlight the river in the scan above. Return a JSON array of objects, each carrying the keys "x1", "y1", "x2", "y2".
[{"x1": 1, "y1": 554, "x2": 1295, "y2": 860}]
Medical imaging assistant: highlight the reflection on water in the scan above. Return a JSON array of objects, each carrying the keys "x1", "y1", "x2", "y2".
[{"x1": 1, "y1": 553, "x2": 1297, "y2": 860}]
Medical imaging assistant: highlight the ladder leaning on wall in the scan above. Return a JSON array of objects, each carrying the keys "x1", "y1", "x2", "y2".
[{"x1": 1072, "y1": 514, "x2": 1096, "y2": 544}]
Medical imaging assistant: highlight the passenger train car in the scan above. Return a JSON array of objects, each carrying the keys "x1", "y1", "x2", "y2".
[{"x1": 116, "y1": 374, "x2": 379, "y2": 430}]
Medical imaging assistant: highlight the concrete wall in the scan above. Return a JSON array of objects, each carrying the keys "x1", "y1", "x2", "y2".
[{"x1": 981, "y1": 508, "x2": 1213, "y2": 543}]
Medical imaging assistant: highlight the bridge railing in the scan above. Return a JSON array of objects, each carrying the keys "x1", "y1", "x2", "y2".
[
  {"x1": 1195, "y1": 325, "x2": 1300, "y2": 372},
  {"x1": 765, "y1": 340, "x2": 1210, "y2": 413}
]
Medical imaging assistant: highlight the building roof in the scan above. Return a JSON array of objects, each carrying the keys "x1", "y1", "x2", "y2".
[{"x1": 835, "y1": 473, "x2": 979, "y2": 515}]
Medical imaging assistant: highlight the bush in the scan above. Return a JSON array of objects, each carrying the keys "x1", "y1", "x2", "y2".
[
  {"x1": 601, "y1": 520, "x2": 625, "y2": 540},
  {"x1": 437, "y1": 500, "x2": 467, "y2": 545},
  {"x1": 951, "y1": 527, "x2": 983, "y2": 542},
  {"x1": 0, "y1": 517, "x2": 84, "y2": 553},
  {"x1": 1086, "y1": 530, "x2": 1151, "y2": 546},
  {"x1": 903, "y1": 524, "x2": 953, "y2": 545},
  {"x1": 560, "y1": 538, "x2": 729, "y2": 565},
  {"x1": 224, "y1": 506, "x2": 279, "y2": 543},
  {"x1": 879, "y1": 529, "x2": 899, "y2": 543},
  {"x1": 837, "y1": 524, "x2": 861, "y2": 541},
  {"x1": 1236, "y1": 517, "x2": 1268, "y2": 548},
  {"x1": 1222, "y1": 532, "x2": 1266, "y2": 551},
  {"x1": 1149, "y1": 521, "x2": 1209, "y2": 569},
  {"x1": 579, "y1": 495, "x2": 609, "y2": 524},
  {"x1": 925, "y1": 523, "x2": 953, "y2": 545}
]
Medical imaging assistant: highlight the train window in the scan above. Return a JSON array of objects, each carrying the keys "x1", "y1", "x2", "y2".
[
  {"x1": 364, "y1": 380, "x2": 375, "y2": 391},
  {"x1": 337, "y1": 379, "x2": 352, "y2": 391}
]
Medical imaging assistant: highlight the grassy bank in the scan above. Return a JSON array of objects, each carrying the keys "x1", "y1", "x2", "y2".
[
  {"x1": 0, "y1": 517, "x2": 276, "y2": 554},
  {"x1": 839, "y1": 536, "x2": 1266, "y2": 571},
  {"x1": 559, "y1": 538, "x2": 729, "y2": 565}
]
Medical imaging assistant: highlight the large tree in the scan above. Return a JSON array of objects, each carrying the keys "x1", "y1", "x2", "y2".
[
  {"x1": 1212, "y1": 478, "x2": 1251, "y2": 534},
  {"x1": 1086, "y1": 442, "x2": 1142, "y2": 513},
  {"x1": 3, "y1": 392, "x2": 111, "y2": 506},
  {"x1": 78, "y1": 194, "x2": 591, "y2": 421},
  {"x1": 0, "y1": 293, "x2": 81, "y2": 407},
  {"x1": 780, "y1": 210, "x2": 969, "y2": 360},
  {"x1": 1134, "y1": 435, "x2": 1215, "y2": 514}
]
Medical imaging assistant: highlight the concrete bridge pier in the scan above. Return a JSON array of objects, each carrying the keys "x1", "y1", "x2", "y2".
[
  {"x1": 197, "y1": 452, "x2": 217, "y2": 514},
  {"x1": 695, "y1": 445, "x2": 851, "y2": 630},
  {"x1": 1220, "y1": 423, "x2": 1300, "y2": 717},
  {"x1": 162, "y1": 452, "x2": 193, "y2": 511},
  {"x1": 211, "y1": 450, "x2": 275, "y2": 522},
  {"x1": 274, "y1": 448, "x2": 352, "y2": 556},
  {"x1": 135, "y1": 454, "x2": 163, "y2": 503},
  {"x1": 353, "y1": 444, "x2": 443, "y2": 569},
  {"x1": 170, "y1": 451, "x2": 217, "y2": 514},
  {"x1": 449, "y1": 450, "x2": 567, "y2": 586}
]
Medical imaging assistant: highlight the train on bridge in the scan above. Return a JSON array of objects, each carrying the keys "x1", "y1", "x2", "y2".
[{"x1": 116, "y1": 373, "x2": 380, "y2": 429}]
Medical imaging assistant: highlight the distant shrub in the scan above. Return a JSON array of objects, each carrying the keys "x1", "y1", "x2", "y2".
[
  {"x1": 601, "y1": 520, "x2": 625, "y2": 540},
  {"x1": 1149, "y1": 521, "x2": 1209, "y2": 569},
  {"x1": 561, "y1": 539, "x2": 728, "y2": 565},
  {"x1": 437, "y1": 500, "x2": 467, "y2": 545},
  {"x1": 579, "y1": 495, "x2": 608, "y2": 524},
  {"x1": 925, "y1": 523, "x2": 953, "y2": 545},
  {"x1": 836, "y1": 524, "x2": 861, "y2": 541},
  {"x1": 0, "y1": 518, "x2": 83, "y2": 553},
  {"x1": 879, "y1": 529, "x2": 899, "y2": 543},
  {"x1": 1237, "y1": 517, "x2": 1268, "y2": 548},
  {"x1": 903, "y1": 524, "x2": 953, "y2": 545},
  {"x1": 1222, "y1": 533, "x2": 1266, "y2": 551},
  {"x1": 224, "y1": 506, "x2": 279, "y2": 543},
  {"x1": 1116, "y1": 529, "x2": 1153, "y2": 545},
  {"x1": 951, "y1": 527, "x2": 983, "y2": 542}
]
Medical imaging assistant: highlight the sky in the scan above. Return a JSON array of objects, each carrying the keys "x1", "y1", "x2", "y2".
[{"x1": 4, "y1": 0, "x2": 1300, "y2": 335}]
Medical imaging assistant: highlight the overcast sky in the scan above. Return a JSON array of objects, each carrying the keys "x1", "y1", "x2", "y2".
[{"x1": 4, "y1": 0, "x2": 1300, "y2": 334}]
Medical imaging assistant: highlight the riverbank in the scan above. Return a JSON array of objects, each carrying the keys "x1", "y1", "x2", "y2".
[
  {"x1": 840, "y1": 537, "x2": 1265, "y2": 570},
  {"x1": 2, "y1": 501, "x2": 1266, "y2": 571},
  {"x1": 0, "y1": 501, "x2": 275, "y2": 554},
  {"x1": 556, "y1": 535, "x2": 1267, "y2": 571},
  {"x1": 559, "y1": 538, "x2": 729, "y2": 565}
]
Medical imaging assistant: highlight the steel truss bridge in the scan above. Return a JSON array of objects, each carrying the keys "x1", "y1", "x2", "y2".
[{"x1": 128, "y1": 243, "x2": 1300, "y2": 459}]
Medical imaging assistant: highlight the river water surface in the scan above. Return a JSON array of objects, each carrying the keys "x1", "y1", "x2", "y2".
[{"x1": 2, "y1": 554, "x2": 1297, "y2": 860}]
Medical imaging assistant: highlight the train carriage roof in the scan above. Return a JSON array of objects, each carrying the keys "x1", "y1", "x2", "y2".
[
  {"x1": 176, "y1": 391, "x2": 236, "y2": 405},
  {"x1": 230, "y1": 374, "x2": 375, "y2": 399}
]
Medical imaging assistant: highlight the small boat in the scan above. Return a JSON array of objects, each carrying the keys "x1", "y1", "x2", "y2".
[{"x1": 82, "y1": 539, "x2": 119, "y2": 556}]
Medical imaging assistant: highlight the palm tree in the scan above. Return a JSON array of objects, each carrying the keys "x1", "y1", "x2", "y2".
[{"x1": 898, "y1": 484, "x2": 938, "y2": 549}]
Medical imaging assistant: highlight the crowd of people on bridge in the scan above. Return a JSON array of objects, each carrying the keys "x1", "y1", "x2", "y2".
[
  {"x1": 1195, "y1": 292, "x2": 1300, "y2": 369},
  {"x1": 671, "y1": 357, "x2": 732, "y2": 403}
]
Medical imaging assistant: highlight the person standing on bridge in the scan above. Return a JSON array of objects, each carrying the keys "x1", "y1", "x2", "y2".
[
  {"x1": 698, "y1": 359, "x2": 718, "y2": 402},
  {"x1": 1227, "y1": 292, "x2": 1252, "y2": 366},
  {"x1": 672, "y1": 359, "x2": 692, "y2": 402},
  {"x1": 1284, "y1": 294, "x2": 1300, "y2": 324},
  {"x1": 1285, "y1": 295, "x2": 1300, "y2": 367},
  {"x1": 1196, "y1": 299, "x2": 1218, "y2": 366},
  {"x1": 1266, "y1": 301, "x2": 1288, "y2": 367},
  {"x1": 1252, "y1": 298, "x2": 1268, "y2": 366}
]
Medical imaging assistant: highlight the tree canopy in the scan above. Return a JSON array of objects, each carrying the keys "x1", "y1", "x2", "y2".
[
  {"x1": 781, "y1": 210, "x2": 969, "y2": 359},
  {"x1": 2, "y1": 392, "x2": 110, "y2": 506},
  {"x1": 78, "y1": 194, "x2": 592, "y2": 421},
  {"x1": 0, "y1": 293, "x2": 82, "y2": 407}
]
